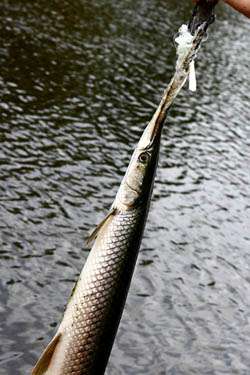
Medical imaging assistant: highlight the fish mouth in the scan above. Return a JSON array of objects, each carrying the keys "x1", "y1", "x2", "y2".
[
  {"x1": 188, "y1": 0, "x2": 218, "y2": 35},
  {"x1": 137, "y1": 117, "x2": 162, "y2": 151}
]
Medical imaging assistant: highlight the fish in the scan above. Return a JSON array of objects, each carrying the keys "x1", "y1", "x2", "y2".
[{"x1": 32, "y1": 2, "x2": 218, "y2": 374}]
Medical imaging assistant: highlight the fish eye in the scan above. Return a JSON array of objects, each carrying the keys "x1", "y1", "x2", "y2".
[{"x1": 138, "y1": 152, "x2": 150, "y2": 164}]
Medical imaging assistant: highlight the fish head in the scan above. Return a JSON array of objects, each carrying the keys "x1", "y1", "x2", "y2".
[{"x1": 114, "y1": 118, "x2": 162, "y2": 210}]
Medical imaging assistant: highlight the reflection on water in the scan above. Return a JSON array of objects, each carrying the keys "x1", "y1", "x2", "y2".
[{"x1": 0, "y1": 1, "x2": 250, "y2": 374}]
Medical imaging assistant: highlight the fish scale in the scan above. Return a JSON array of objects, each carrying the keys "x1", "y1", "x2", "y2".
[{"x1": 45, "y1": 208, "x2": 146, "y2": 375}]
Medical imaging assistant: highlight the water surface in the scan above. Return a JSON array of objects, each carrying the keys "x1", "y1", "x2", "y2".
[{"x1": 0, "y1": 1, "x2": 250, "y2": 374}]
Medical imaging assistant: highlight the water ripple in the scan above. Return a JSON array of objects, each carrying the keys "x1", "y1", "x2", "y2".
[{"x1": 0, "y1": 1, "x2": 250, "y2": 374}]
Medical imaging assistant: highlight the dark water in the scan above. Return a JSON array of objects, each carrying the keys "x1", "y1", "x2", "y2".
[{"x1": 0, "y1": 1, "x2": 250, "y2": 374}]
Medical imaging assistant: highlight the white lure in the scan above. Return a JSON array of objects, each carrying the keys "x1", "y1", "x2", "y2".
[
  {"x1": 175, "y1": 24, "x2": 197, "y2": 92},
  {"x1": 189, "y1": 60, "x2": 197, "y2": 92}
]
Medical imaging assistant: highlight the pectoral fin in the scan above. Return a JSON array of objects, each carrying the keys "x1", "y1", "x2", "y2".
[
  {"x1": 32, "y1": 333, "x2": 61, "y2": 375},
  {"x1": 85, "y1": 208, "x2": 117, "y2": 246}
]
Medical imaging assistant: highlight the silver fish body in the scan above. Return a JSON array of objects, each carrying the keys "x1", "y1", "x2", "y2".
[
  {"x1": 46, "y1": 207, "x2": 148, "y2": 374},
  {"x1": 33, "y1": 131, "x2": 161, "y2": 375}
]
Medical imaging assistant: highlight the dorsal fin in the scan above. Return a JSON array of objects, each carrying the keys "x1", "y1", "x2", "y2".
[
  {"x1": 85, "y1": 208, "x2": 117, "y2": 247},
  {"x1": 32, "y1": 333, "x2": 61, "y2": 375}
]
